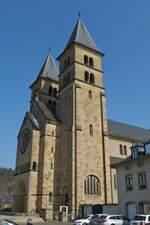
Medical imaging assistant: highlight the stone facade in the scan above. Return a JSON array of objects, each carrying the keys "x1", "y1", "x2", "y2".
[
  {"x1": 13, "y1": 18, "x2": 150, "y2": 220},
  {"x1": 113, "y1": 143, "x2": 150, "y2": 219}
]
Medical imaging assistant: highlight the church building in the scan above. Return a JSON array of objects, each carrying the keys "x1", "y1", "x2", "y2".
[{"x1": 14, "y1": 18, "x2": 150, "y2": 220}]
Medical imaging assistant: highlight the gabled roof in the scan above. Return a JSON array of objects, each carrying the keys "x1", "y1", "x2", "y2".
[
  {"x1": 108, "y1": 119, "x2": 150, "y2": 142},
  {"x1": 17, "y1": 112, "x2": 40, "y2": 138},
  {"x1": 37, "y1": 52, "x2": 58, "y2": 82},
  {"x1": 66, "y1": 18, "x2": 100, "y2": 53},
  {"x1": 36, "y1": 100, "x2": 58, "y2": 123}
]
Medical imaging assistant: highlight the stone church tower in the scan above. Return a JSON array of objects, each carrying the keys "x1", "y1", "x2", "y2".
[{"x1": 14, "y1": 18, "x2": 140, "y2": 220}]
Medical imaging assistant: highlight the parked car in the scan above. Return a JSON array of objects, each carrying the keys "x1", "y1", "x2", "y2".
[
  {"x1": 130, "y1": 215, "x2": 150, "y2": 225},
  {"x1": 74, "y1": 214, "x2": 108, "y2": 225},
  {"x1": 74, "y1": 214, "x2": 95, "y2": 225},
  {"x1": 89, "y1": 214, "x2": 109, "y2": 225},
  {"x1": 1, "y1": 219, "x2": 19, "y2": 225},
  {"x1": 100, "y1": 215, "x2": 130, "y2": 225}
]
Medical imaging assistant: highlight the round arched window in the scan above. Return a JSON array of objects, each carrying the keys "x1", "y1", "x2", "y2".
[{"x1": 20, "y1": 129, "x2": 30, "y2": 153}]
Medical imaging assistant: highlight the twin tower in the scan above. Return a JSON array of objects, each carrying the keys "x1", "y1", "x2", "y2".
[{"x1": 14, "y1": 18, "x2": 113, "y2": 220}]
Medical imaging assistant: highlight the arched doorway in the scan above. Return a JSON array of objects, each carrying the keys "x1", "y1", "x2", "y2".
[
  {"x1": 15, "y1": 180, "x2": 26, "y2": 212},
  {"x1": 127, "y1": 203, "x2": 136, "y2": 219}
]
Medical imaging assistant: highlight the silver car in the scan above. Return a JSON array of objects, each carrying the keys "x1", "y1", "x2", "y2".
[
  {"x1": 130, "y1": 215, "x2": 150, "y2": 225},
  {"x1": 100, "y1": 215, "x2": 130, "y2": 225}
]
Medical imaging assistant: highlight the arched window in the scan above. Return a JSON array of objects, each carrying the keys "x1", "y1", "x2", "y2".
[
  {"x1": 84, "y1": 71, "x2": 89, "y2": 82},
  {"x1": 84, "y1": 175, "x2": 100, "y2": 195},
  {"x1": 89, "y1": 124, "x2": 93, "y2": 136},
  {"x1": 53, "y1": 88, "x2": 57, "y2": 97},
  {"x1": 89, "y1": 90, "x2": 92, "y2": 99},
  {"x1": 124, "y1": 145, "x2": 127, "y2": 155},
  {"x1": 49, "y1": 192, "x2": 52, "y2": 202},
  {"x1": 49, "y1": 86, "x2": 53, "y2": 95},
  {"x1": 120, "y1": 144, "x2": 123, "y2": 155},
  {"x1": 84, "y1": 55, "x2": 88, "y2": 65},
  {"x1": 90, "y1": 73, "x2": 95, "y2": 84},
  {"x1": 89, "y1": 57, "x2": 94, "y2": 67},
  {"x1": 32, "y1": 162, "x2": 36, "y2": 171}
]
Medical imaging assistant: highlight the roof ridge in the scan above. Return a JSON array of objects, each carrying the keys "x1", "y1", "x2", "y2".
[{"x1": 108, "y1": 119, "x2": 149, "y2": 130}]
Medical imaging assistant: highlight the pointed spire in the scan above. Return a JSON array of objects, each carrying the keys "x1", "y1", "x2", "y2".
[
  {"x1": 66, "y1": 18, "x2": 99, "y2": 52},
  {"x1": 37, "y1": 51, "x2": 58, "y2": 82}
]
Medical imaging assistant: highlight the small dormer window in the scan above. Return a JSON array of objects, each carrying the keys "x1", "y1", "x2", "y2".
[
  {"x1": 131, "y1": 144, "x2": 145, "y2": 159},
  {"x1": 145, "y1": 143, "x2": 150, "y2": 154}
]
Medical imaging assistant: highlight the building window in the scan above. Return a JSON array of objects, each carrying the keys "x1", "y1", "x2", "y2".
[
  {"x1": 32, "y1": 162, "x2": 37, "y2": 171},
  {"x1": 90, "y1": 73, "x2": 95, "y2": 84},
  {"x1": 53, "y1": 88, "x2": 57, "y2": 97},
  {"x1": 139, "y1": 202, "x2": 150, "y2": 214},
  {"x1": 84, "y1": 55, "x2": 88, "y2": 65},
  {"x1": 51, "y1": 163, "x2": 53, "y2": 169},
  {"x1": 126, "y1": 175, "x2": 133, "y2": 190},
  {"x1": 65, "y1": 194, "x2": 69, "y2": 205},
  {"x1": 84, "y1": 71, "x2": 89, "y2": 82},
  {"x1": 124, "y1": 145, "x2": 127, "y2": 155},
  {"x1": 138, "y1": 172, "x2": 146, "y2": 189},
  {"x1": 120, "y1": 144, "x2": 123, "y2": 155},
  {"x1": 48, "y1": 100, "x2": 52, "y2": 105},
  {"x1": 84, "y1": 175, "x2": 100, "y2": 195},
  {"x1": 139, "y1": 203, "x2": 144, "y2": 214},
  {"x1": 64, "y1": 60, "x2": 68, "y2": 69},
  {"x1": 51, "y1": 147, "x2": 54, "y2": 153},
  {"x1": 114, "y1": 174, "x2": 117, "y2": 189},
  {"x1": 89, "y1": 90, "x2": 92, "y2": 99},
  {"x1": 68, "y1": 56, "x2": 71, "y2": 65},
  {"x1": 52, "y1": 131, "x2": 54, "y2": 136},
  {"x1": 49, "y1": 86, "x2": 53, "y2": 95},
  {"x1": 89, "y1": 124, "x2": 93, "y2": 136},
  {"x1": 49, "y1": 192, "x2": 52, "y2": 202},
  {"x1": 89, "y1": 57, "x2": 94, "y2": 67}
]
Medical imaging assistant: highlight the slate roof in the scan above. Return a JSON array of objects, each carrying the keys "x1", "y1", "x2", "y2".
[
  {"x1": 108, "y1": 119, "x2": 150, "y2": 142},
  {"x1": 66, "y1": 18, "x2": 100, "y2": 53},
  {"x1": 37, "y1": 53, "x2": 58, "y2": 82},
  {"x1": 37, "y1": 100, "x2": 58, "y2": 123}
]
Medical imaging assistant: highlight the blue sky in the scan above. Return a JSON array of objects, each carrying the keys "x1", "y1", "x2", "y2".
[{"x1": 1, "y1": 0, "x2": 150, "y2": 168}]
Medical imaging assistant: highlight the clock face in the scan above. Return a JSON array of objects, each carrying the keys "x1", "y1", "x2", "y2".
[{"x1": 20, "y1": 129, "x2": 30, "y2": 153}]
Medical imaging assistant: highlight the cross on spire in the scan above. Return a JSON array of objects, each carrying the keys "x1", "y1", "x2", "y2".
[
  {"x1": 78, "y1": 11, "x2": 81, "y2": 19},
  {"x1": 49, "y1": 46, "x2": 51, "y2": 54}
]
